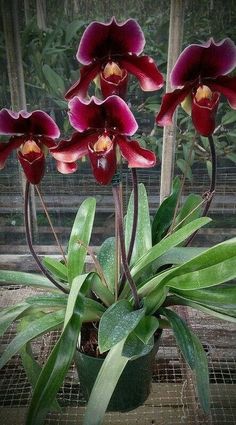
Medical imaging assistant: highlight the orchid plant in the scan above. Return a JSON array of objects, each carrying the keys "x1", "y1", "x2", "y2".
[{"x1": 0, "y1": 17, "x2": 236, "y2": 425}]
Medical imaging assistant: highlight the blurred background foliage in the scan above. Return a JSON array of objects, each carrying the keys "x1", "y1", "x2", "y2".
[{"x1": 0, "y1": 0, "x2": 236, "y2": 181}]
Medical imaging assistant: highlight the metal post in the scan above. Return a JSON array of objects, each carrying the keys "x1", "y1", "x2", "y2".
[{"x1": 36, "y1": 0, "x2": 47, "y2": 31}]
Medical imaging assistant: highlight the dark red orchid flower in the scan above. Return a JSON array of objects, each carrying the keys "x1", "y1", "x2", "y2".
[
  {"x1": 0, "y1": 109, "x2": 60, "y2": 184},
  {"x1": 156, "y1": 38, "x2": 236, "y2": 136},
  {"x1": 51, "y1": 95, "x2": 156, "y2": 185},
  {"x1": 65, "y1": 17, "x2": 164, "y2": 100}
]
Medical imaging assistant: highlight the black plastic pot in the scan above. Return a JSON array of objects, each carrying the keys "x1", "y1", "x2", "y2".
[{"x1": 74, "y1": 331, "x2": 162, "y2": 412}]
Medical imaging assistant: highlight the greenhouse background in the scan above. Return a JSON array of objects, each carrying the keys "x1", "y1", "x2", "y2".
[{"x1": 0, "y1": 1, "x2": 236, "y2": 424}]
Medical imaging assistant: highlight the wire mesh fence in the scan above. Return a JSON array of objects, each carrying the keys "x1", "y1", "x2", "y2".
[{"x1": 1, "y1": 157, "x2": 236, "y2": 251}]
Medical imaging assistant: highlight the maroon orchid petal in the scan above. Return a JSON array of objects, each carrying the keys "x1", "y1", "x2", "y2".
[
  {"x1": 26, "y1": 111, "x2": 60, "y2": 138},
  {"x1": 18, "y1": 150, "x2": 45, "y2": 184},
  {"x1": 69, "y1": 96, "x2": 138, "y2": 136},
  {"x1": 103, "y1": 96, "x2": 138, "y2": 135},
  {"x1": 156, "y1": 85, "x2": 192, "y2": 126},
  {"x1": 0, "y1": 137, "x2": 22, "y2": 169},
  {"x1": 0, "y1": 109, "x2": 60, "y2": 138},
  {"x1": 56, "y1": 160, "x2": 78, "y2": 174},
  {"x1": 100, "y1": 69, "x2": 128, "y2": 99},
  {"x1": 65, "y1": 62, "x2": 101, "y2": 100},
  {"x1": 0, "y1": 110, "x2": 31, "y2": 135},
  {"x1": 171, "y1": 38, "x2": 236, "y2": 88},
  {"x1": 88, "y1": 140, "x2": 117, "y2": 185},
  {"x1": 40, "y1": 136, "x2": 56, "y2": 149},
  {"x1": 117, "y1": 137, "x2": 156, "y2": 168},
  {"x1": 50, "y1": 131, "x2": 94, "y2": 162},
  {"x1": 68, "y1": 97, "x2": 105, "y2": 131},
  {"x1": 120, "y1": 55, "x2": 164, "y2": 91},
  {"x1": 77, "y1": 18, "x2": 145, "y2": 65},
  {"x1": 207, "y1": 75, "x2": 236, "y2": 109},
  {"x1": 192, "y1": 92, "x2": 220, "y2": 137}
]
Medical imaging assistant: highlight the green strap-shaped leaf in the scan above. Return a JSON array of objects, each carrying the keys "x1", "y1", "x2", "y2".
[
  {"x1": 0, "y1": 303, "x2": 31, "y2": 336},
  {"x1": 43, "y1": 257, "x2": 68, "y2": 282},
  {"x1": 131, "y1": 217, "x2": 211, "y2": 281},
  {"x1": 98, "y1": 299, "x2": 145, "y2": 353},
  {"x1": 0, "y1": 310, "x2": 65, "y2": 369},
  {"x1": 125, "y1": 183, "x2": 152, "y2": 265},
  {"x1": 90, "y1": 273, "x2": 114, "y2": 307},
  {"x1": 161, "y1": 308, "x2": 210, "y2": 413},
  {"x1": 166, "y1": 237, "x2": 236, "y2": 290},
  {"x1": 18, "y1": 315, "x2": 61, "y2": 412},
  {"x1": 83, "y1": 339, "x2": 128, "y2": 425},
  {"x1": 26, "y1": 294, "x2": 67, "y2": 307},
  {"x1": 152, "y1": 177, "x2": 181, "y2": 244},
  {"x1": 97, "y1": 237, "x2": 116, "y2": 294},
  {"x1": 134, "y1": 316, "x2": 159, "y2": 345},
  {"x1": 120, "y1": 217, "x2": 211, "y2": 300},
  {"x1": 67, "y1": 198, "x2": 96, "y2": 285},
  {"x1": 175, "y1": 193, "x2": 202, "y2": 229},
  {"x1": 83, "y1": 298, "x2": 106, "y2": 322},
  {"x1": 143, "y1": 285, "x2": 169, "y2": 315},
  {"x1": 167, "y1": 282, "x2": 236, "y2": 321},
  {"x1": 26, "y1": 294, "x2": 84, "y2": 425},
  {"x1": 0, "y1": 270, "x2": 61, "y2": 290},
  {"x1": 137, "y1": 268, "x2": 174, "y2": 298},
  {"x1": 165, "y1": 295, "x2": 236, "y2": 323},
  {"x1": 63, "y1": 273, "x2": 90, "y2": 329},
  {"x1": 152, "y1": 247, "x2": 206, "y2": 272},
  {"x1": 172, "y1": 283, "x2": 236, "y2": 313}
]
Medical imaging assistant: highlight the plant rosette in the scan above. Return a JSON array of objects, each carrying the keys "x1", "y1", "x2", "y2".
[
  {"x1": 0, "y1": 16, "x2": 236, "y2": 425},
  {"x1": 1, "y1": 186, "x2": 236, "y2": 425}
]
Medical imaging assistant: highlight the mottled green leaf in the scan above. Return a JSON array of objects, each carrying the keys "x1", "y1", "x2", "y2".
[
  {"x1": 122, "y1": 332, "x2": 154, "y2": 359},
  {"x1": 162, "y1": 308, "x2": 210, "y2": 413},
  {"x1": 98, "y1": 300, "x2": 145, "y2": 353},
  {"x1": 97, "y1": 237, "x2": 116, "y2": 294},
  {"x1": 134, "y1": 316, "x2": 159, "y2": 344}
]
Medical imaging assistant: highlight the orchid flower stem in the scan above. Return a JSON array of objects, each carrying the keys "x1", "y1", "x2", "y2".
[
  {"x1": 35, "y1": 185, "x2": 67, "y2": 265},
  {"x1": 186, "y1": 135, "x2": 216, "y2": 246},
  {"x1": 119, "y1": 168, "x2": 139, "y2": 293},
  {"x1": 24, "y1": 181, "x2": 69, "y2": 294},
  {"x1": 127, "y1": 168, "x2": 138, "y2": 264},
  {"x1": 112, "y1": 183, "x2": 139, "y2": 309},
  {"x1": 114, "y1": 197, "x2": 120, "y2": 302}
]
